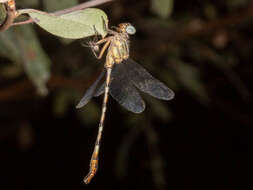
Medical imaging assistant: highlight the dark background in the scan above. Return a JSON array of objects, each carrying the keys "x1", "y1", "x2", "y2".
[{"x1": 1, "y1": 0, "x2": 253, "y2": 189}]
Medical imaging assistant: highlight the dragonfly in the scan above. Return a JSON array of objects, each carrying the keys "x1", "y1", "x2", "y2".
[{"x1": 76, "y1": 23, "x2": 175, "y2": 184}]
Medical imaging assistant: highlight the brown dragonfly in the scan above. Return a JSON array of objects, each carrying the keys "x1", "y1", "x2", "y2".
[{"x1": 76, "y1": 23, "x2": 174, "y2": 184}]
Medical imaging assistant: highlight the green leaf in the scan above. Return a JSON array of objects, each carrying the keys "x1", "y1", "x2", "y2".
[
  {"x1": 0, "y1": 25, "x2": 51, "y2": 95},
  {"x1": 43, "y1": 0, "x2": 81, "y2": 45},
  {"x1": 0, "y1": 28, "x2": 21, "y2": 60},
  {"x1": 151, "y1": 0, "x2": 174, "y2": 18},
  {"x1": 60, "y1": 8, "x2": 108, "y2": 38},
  {"x1": 19, "y1": 26, "x2": 51, "y2": 95},
  {"x1": 18, "y1": 8, "x2": 108, "y2": 39},
  {"x1": 44, "y1": 0, "x2": 78, "y2": 12},
  {"x1": 0, "y1": 3, "x2": 7, "y2": 26}
]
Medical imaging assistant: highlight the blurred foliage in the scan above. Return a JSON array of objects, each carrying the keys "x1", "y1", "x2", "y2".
[
  {"x1": 18, "y1": 0, "x2": 39, "y2": 7},
  {"x1": 44, "y1": 0, "x2": 78, "y2": 12},
  {"x1": 0, "y1": 25, "x2": 51, "y2": 95},
  {"x1": 151, "y1": 0, "x2": 174, "y2": 18},
  {"x1": 0, "y1": 3, "x2": 6, "y2": 25},
  {"x1": 226, "y1": 0, "x2": 249, "y2": 9},
  {"x1": 172, "y1": 60, "x2": 209, "y2": 104}
]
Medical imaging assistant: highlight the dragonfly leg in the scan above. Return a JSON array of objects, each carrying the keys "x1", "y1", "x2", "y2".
[
  {"x1": 88, "y1": 37, "x2": 112, "y2": 59},
  {"x1": 89, "y1": 43, "x2": 100, "y2": 58},
  {"x1": 95, "y1": 37, "x2": 111, "y2": 45},
  {"x1": 96, "y1": 39, "x2": 111, "y2": 59},
  {"x1": 107, "y1": 28, "x2": 118, "y2": 35}
]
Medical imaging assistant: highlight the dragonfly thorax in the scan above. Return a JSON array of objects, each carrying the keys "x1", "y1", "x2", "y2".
[{"x1": 105, "y1": 32, "x2": 130, "y2": 68}]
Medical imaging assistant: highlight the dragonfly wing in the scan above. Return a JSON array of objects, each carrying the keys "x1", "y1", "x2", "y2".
[
  {"x1": 124, "y1": 59, "x2": 175, "y2": 100},
  {"x1": 110, "y1": 63, "x2": 145, "y2": 113},
  {"x1": 96, "y1": 63, "x2": 145, "y2": 113},
  {"x1": 94, "y1": 81, "x2": 105, "y2": 97},
  {"x1": 76, "y1": 69, "x2": 105, "y2": 109}
]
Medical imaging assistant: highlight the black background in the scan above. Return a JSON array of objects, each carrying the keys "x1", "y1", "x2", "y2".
[{"x1": 1, "y1": 0, "x2": 253, "y2": 190}]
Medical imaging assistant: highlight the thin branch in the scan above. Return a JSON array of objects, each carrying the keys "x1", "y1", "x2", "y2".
[
  {"x1": 11, "y1": 17, "x2": 32, "y2": 26},
  {"x1": 12, "y1": 0, "x2": 113, "y2": 26},
  {"x1": 0, "y1": 1, "x2": 16, "y2": 31}
]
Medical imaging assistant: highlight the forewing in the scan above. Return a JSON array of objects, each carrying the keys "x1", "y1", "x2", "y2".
[
  {"x1": 110, "y1": 63, "x2": 145, "y2": 113},
  {"x1": 95, "y1": 63, "x2": 145, "y2": 113},
  {"x1": 94, "y1": 80, "x2": 105, "y2": 97},
  {"x1": 76, "y1": 69, "x2": 105, "y2": 108},
  {"x1": 124, "y1": 59, "x2": 175, "y2": 100}
]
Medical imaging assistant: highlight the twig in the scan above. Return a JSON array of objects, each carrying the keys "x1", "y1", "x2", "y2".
[
  {"x1": 12, "y1": 0, "x2": 113, "y2": 26},
  {"x1": 0, "y1": 0, "x2": 16, "y2": 31}
]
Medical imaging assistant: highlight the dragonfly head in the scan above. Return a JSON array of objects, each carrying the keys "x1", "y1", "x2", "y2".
[{"x1": 117, "y1": 23, "x2": 136, "y2": 35}]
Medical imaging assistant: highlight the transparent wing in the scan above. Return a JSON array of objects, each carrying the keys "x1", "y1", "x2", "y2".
[
  {"x1": 94, "y1": 80, "x2": 105, "y2": 97},
  {"x1": 76, "y1": 69, "x2": 105, "y2": 109},
  {"x1": 124, "y1": 59, "x2": 175, "y2": 100},
  {"x1": 94, "y1": 63, "x2": 145, "y2": 113}
]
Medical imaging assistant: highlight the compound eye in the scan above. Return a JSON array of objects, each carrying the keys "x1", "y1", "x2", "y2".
[{"x1": 126, "y1": 25, "x2": 136, "y2": 35}]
